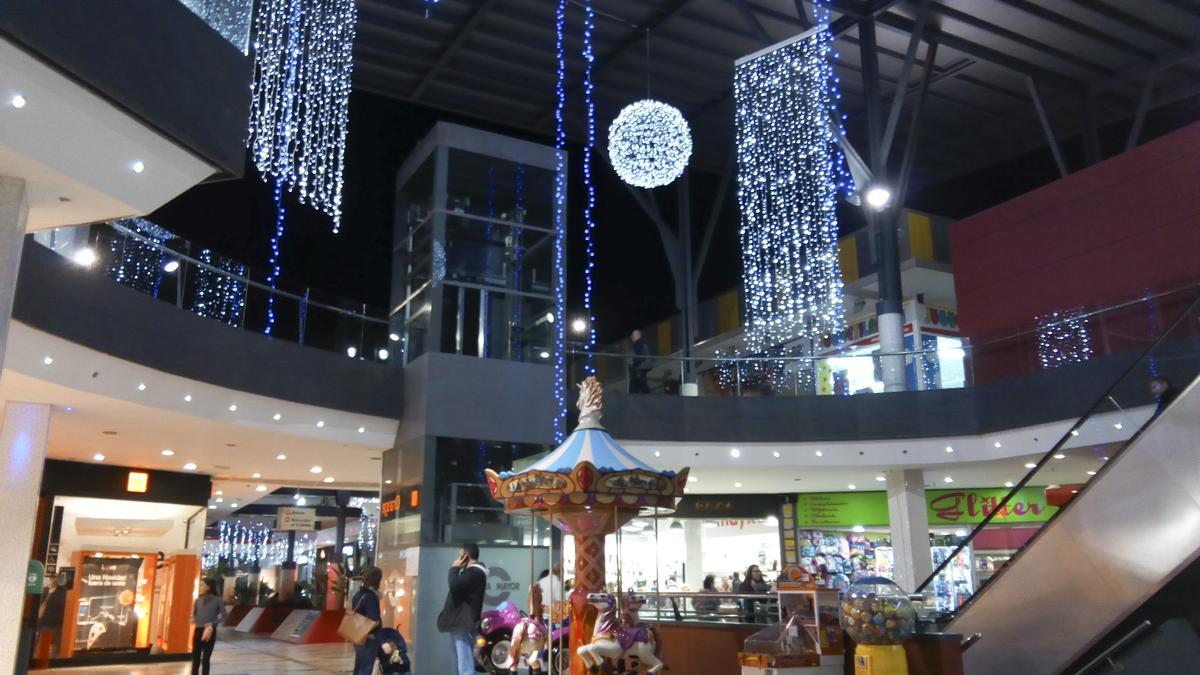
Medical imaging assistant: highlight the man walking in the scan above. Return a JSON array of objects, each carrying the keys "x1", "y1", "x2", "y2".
[{"x1": 438, "y1": 543, "x2": 488, "y2": 675}]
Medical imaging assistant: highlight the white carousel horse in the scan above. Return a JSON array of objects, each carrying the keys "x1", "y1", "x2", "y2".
[
  {"x1": 503, "y1": 584, "x2": 548, "y2": 674},
  {"x1": 576, "y1": 593, "x2": 662, "y2": 674}
]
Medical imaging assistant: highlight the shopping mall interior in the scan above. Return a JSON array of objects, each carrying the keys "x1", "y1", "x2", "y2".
[{"x1": 1, "y1": 1, "x2": 1199, "y2": 674}]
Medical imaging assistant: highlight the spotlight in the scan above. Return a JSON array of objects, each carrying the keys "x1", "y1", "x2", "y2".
[
  {"x1": 389, "y1": 333, "x2": 400, "y2": 342},
  {"x1": 943, "y1": 476, "x2": 954, "y2": 483},
  {"x1": 545, "y1": 312, "x2": 555, "y2": 323},
  {"x1": 184, "y1": 394, "x2": 192, "y2": 402},
  {"x1": 251, "y1": 472, "x2": 261, "y2": 479},
  {"x1": 316, "y1": 420, "x2": 325, "y2": 428},
  {"x1": 256, "y1": 484, "x2": 267, "y2": 492},
  {"x1": 1004, "y1": 481, "x2": 1015, "y2": 488},
  {"x1": 864, "y1": 186, "x2": 891, "y2": 210},
  {"x1": 310, "y1": 466, "x2": 322, "y2": 474},
  {"x1": 1024, "y1": 462, "x2": 1037, "y2": 469},
  {"x1": 228, "y1": 404, "x2": 238, "y2": 412},
  {"x1": 377, "y1": 348, "x2": 389, "y2": 360},
  {"x1": 571, "y1": 317, "x2": 589, "y2": 335},
  {"x1": 323, "y1": 476, "x2": 335, "y2": 483},
  {"x1": 10, "y1": 93, "x2": 27, "y2": 108},
  {"x1": 183, "y1": 462, "x2": 197, "y2": 471},
  {"x1": 163, "y1": 260, "x2": 180, "y2": 273},
  {"x1": 72, "y1": 248, "x2": 97, "y2": 267},
  {"x1": 273, "y1": 413, "x2": 281, "y2": 421},
  {"x1": 137, "y1": 383, "x2": 146, "y2": 391},
  {"x1": 161, "y1": 449, "x2": 174, "y2": 456},
  {"x1": 875, "y1": 475, "x2": 886, "y2": 482},
  {"x1": 729, "y1": 448, "x2": 741, "y2": 458},
  {"x1": 734, "y1": 481, "x2": 743, "y2": 488},
  {"x1": 276, "y1": 454, "x2": 287, "y2": 460},
  {"x1": 42, "y1": 356, "x2": 53, "y2": 365},
  {"x1": 772, "y1": 451, "x2": 781, "y2": 458},
  {"x1": 848, "y1": 484, "x2": 857, "y2": 490},
  {"x1": 131, "y1": 160, "x2": 145, "y2": 174},
  {"x1": 357, "y1": 427, "x2": 365, "y2": 434},
  {"x1": 539, "y1": 351, "x2": 551, "y2": 359},
  {"x1": 93, "y1": 453, "x2": 105, "y2": 462},
  {"x1": 851, "y1": 525, "x2": 865, "y2": 533},
  {"x1": 346, "y1": 346, "x2": 357, "y2": 358},
  {"x1": 945, "y1": 445, "x2": 955, "y2": 453}
]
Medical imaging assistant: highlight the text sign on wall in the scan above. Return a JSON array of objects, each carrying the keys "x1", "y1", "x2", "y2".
[
  {"x1": 794, "y1": 492, "x2": 890, "y2": 527},
  {"x1": 277, "y1": 507, "x2": 317, "y2": 531},
  {"x1": 795, "y1": 488, "x2": 1056, "y2": 528}
]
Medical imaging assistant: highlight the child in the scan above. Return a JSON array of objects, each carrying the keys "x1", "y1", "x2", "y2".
[{"x1": 377, "y1": 627, "x2": 411, "y2": 674}]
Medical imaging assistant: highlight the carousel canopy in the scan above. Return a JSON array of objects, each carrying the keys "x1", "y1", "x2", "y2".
[{"x1": 504, "y1": 427, "x2": 665, "y2": 477}]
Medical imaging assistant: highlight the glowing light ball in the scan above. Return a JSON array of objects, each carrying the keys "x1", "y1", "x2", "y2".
[{"x1": 607, "y1": 100, "x2": 692, "y2": 188}]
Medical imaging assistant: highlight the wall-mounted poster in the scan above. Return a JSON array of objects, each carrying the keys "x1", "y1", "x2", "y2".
[{"x1": 74, "y1": 556, "x2": 143, "y2": 652}]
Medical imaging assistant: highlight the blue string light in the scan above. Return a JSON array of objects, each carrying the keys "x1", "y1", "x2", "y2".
[
  {"x1": 265, "y1": 177, "x2": 287, "y2": 335},
  {"x1": 299, "y1": 288, "x2": 310, "y2": 344},
  {"x1": 511, "y1": 164, "x2": 526, "y2": 361},
  {"x1": 581, "y1": 0, "x2": 598, "y2": 375},
  {"x1": 482, "y1": 164, "x2": 496, "y2": 358},
  {"x1": 552, "y1": 0, "x2": 568, "y2": 442}
]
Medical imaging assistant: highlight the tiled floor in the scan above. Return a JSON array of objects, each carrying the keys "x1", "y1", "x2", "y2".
[{"x1": 43, "y1": 630, "x2": 358, "y2": 674}]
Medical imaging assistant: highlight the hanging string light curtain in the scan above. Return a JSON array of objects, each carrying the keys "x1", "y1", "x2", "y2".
[
  {"x1": 552, "y1": 0, "x2": 569, "y2": 442},
  {"x1": 1037, "y1": 309, "x2": 1093, "y2": 369},
  {"x1": 247, "y1": 0, "x2": 356, "y2": 234},
  {"x1": 734, "y1": 4, "x2": 850, "y2": 352}
]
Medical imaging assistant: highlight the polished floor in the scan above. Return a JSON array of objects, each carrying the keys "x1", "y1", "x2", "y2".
[{"x1": 43, "y1": 630, "x2": 358, "y2": 674}]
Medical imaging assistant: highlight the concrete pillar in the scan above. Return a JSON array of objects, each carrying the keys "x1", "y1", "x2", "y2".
[
  {"x1": 885, "y1": 469, "x2": 932, "y2": 593},
  {"x1": 878, "y1": 312, "x2": 907, "y2": 393},
  {"x1": 683, "y1": 519, "x2": 704, "y2": 592},
  {"x1": 0, "y1": 177, "x2": 29, "y2": 375},
  {"x1": 0, "y1": 402, "x2": 51, "y2": 674}
]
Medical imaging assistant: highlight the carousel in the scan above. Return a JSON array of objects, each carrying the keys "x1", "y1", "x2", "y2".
[{"x1": 485, "y1": 376, "x2": 688, "y2": 674}]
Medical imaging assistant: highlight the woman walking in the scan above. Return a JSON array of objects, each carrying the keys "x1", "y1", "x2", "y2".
[
  {"x1": 351, "y1": 566, "x2": 384, "y2": 675},
  {"x1": 191, "y1": 578, "x2": 227, "y2": 675}
]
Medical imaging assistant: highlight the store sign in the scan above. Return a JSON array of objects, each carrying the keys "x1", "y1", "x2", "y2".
[
  {"x1": 675, "y1": 493, "x2": 783, "y2": 519},
  {"x1": 277, "y1": 507, "x2": 317, "y2": 531},
  {"x1": 926, "y1": 488, "x2": 1055, "y2": 525},
  {"x1": 126, "y1": 471, "x2": 149, "y2": 493},
  {"x1": 795, "y1": 488, "x2": 1056, "y2": 527},
  {"x1": 26, "y1": 560, "x2": 44, "y2": 594},
  {"x1": 794, "y1": 493, "x2": 889, "y2": 527}
]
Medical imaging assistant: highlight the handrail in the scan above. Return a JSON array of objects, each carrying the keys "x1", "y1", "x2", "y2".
[
  {"x1": 107, "y1": 222, "x2": 389, "y2": 325},
  {"x1": 1070, "y1": 620, "x2": 1152, "y2": 675},
  {"x1": 913, "y1": 291, "x2": 1200, "y2": 600}
]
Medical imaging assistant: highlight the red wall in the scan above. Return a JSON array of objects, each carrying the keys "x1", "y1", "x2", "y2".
[{"x1": 951, "y1": 121, "x2": 1200, "y2": 381}]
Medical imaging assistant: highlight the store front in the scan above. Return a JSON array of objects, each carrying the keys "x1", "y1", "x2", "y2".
[
  {"x1": 785, "y1": 487, "x2": 1055, "y2": 611},
  {"x1": 28, "y1": 460, "x2": 210, "y2": 668},
  {"x1": 562, "y1": 494, "x2": 784, "y2": 594}
]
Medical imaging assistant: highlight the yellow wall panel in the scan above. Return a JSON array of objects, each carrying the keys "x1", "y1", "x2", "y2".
[
  {"x1": 657, "y1": 320, "x2": 672, "y2": 355},
  {"x1": 908, "y1": 211, "x2": 934, "y2": 260},
  {"x1": 718, "y1": 291, "x2": 740, "y2": 333},
  {"x1": 839, "y1": 236, "x2": 859, "y2": 282}
]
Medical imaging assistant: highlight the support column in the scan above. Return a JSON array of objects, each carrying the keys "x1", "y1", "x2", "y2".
[
  {"x1": 569, "y1": 532, "x2": 606, "y2": 675},
  {"x1": 1, "y1": 402, "x2": 51, "y2": 674},
  {"x1": 885, "y1": 469, "x2": 932, "y2": 593},
  {"x1": 0, "y1": 177, "x2": 29, "y2": 376}
]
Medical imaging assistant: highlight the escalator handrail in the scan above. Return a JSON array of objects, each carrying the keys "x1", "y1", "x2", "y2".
[{"x1": 914, "y1": 292, "x2": 1200, "y2": 598}]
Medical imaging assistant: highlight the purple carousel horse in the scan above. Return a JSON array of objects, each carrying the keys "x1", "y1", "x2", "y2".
[{"x1": 576, "y1": 593, "x2": 662, "y2": 674}]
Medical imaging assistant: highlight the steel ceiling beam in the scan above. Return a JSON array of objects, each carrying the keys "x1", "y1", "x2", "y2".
[
  {"x1": 1089, "y1": 40, "x2": 1200, "y2": 95},
  {"x1": 1025, "y1": 76, "x2": 1069, "y2": 177},
  {"x1": 411, "y1": 0, "x2": 503, "y2": 101},
  {"x1": 733, "y1": 0, "x2": 774, "y2": 45},
  {"x1": 998, "y1": 0, "x2": 1156, "y2": 61},
  {"x1": 1125, "y1": 78, "x2": 1155, "y2": 152},
  {"x1": 793, "y1": 0, "x2": 811, "y2": 28},
  {"x1": 880, "y1": 0, "x2": 931, "y2": 167}
]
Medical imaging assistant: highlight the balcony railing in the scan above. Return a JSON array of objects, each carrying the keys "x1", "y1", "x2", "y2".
[{"x1": 32, "y1": 219, "x2": 392, "y2": 361}]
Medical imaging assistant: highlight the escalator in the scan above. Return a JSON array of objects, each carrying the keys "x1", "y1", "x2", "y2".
[{"x1": 914, "y1": 296, "x2": 1200, "y2": 674}]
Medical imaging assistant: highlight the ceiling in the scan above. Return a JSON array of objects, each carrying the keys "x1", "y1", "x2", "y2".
[
  {"x1": 0, "y1": 38, "x2": 217, "y2": 231},
  {"x1": 351, "y1": 0, "x2": 1200, "y2": 186}
]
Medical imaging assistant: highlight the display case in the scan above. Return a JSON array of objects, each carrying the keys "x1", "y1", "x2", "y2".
[
  {"x1": 392, "y1": 123, "x2": 564, "y2": 365},
  {"x1": 929, "y1": 545, "x2": 974, "y2": 612},
  {"x1": 739, "y1": 569, "x2": 845, "y2": 673}
]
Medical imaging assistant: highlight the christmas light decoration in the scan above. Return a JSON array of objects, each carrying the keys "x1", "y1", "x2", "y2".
[
  {"x1": 1037, "y1": 309, "x2": 1092, "y2": 369},
  {"x1": 179, "y1": 0, "x2": 253, "y2": 52},
  {"x1": 580, "y1": 0, "x2": 599, "y2": 373},
  {"x1": 193, "y1": 249, "x2": 247, "y2": 326},
  {"x1": 607, "y1": 100, "x2": 692, "y2": 189},
  {"x1": 734, "y1": 5, "x2": 849, "y2": 352},
  {"x1": 510, "y1": 163, "x2": 527, "y2": 360},
  {"x1": 265, "y1": 178, "x2": 287, "y2": 335},
  {"x1": 247, "y1": 0, "x2": 355, "y2": 232},
  {"x1": 552, "y1": 0, "x2": 568, "y2": 442},
  {"x1": 106, "y1": 218, "x2": 173, "y2": 297}
]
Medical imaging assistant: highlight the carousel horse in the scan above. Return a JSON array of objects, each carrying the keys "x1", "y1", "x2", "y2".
[
  {"x1": 503, "y1": 584, "x2": 548, "y2": 674},
  {"x1": 576, "y1": 593, "x2": 662, "y2": 674}
]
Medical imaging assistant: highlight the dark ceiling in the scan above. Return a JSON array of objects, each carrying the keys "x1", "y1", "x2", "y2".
[{"x1": 351, "y1": 0, "x2": 1200, "y2": 187}]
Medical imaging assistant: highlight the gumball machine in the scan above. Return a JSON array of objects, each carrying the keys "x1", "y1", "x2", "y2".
[{"x1": 840, "y1": 577, "x2": 916, "y2": 675}]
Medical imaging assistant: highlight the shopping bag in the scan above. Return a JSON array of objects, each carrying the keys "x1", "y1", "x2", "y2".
[{"x1": 338, "y1": 594, "x2": 380, "y2": 645}]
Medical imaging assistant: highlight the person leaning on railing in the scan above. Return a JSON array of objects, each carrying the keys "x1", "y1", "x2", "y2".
[
  {"x1": 738, "y1": 565, "x2": 772, "y2": 623},
  {"x1": 692, "y1": 575, "x2": 722, "y2": 618}
]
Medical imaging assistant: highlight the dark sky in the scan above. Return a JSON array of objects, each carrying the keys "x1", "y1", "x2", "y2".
[{"x1": 150, "y1": 89, "x2": 1198, "y2": 344}]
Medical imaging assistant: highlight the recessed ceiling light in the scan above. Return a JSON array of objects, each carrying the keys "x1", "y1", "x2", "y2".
[
  {"x1": 1087, "y1": 470, "x2": 1097, "y2": 476},
  {"x1": 215, "y1": 497, "x2": 223, "y2": 503},
  {"x1": 875, "y1": 475, "x2": 886, "y2": 482},
  {"x1": 377, "y1": 349, "x2": 389, "y2": 360},
  {"x1": 184, "y1": 394, "x2": 192, "y2": 402},
  {"x1": 163, "y1": 260, "x2": 180, "y2": 273},
  {"x1": 389, "y1": 333, "x2": 400, "y2": 342},
  {"x1": 688, "y1": 476, "x2": 698, "y2": 483},
  {"x1": 316, "y1": 420, "x2": 325, "y2": 428},
  {"x1": 161, "y1": 449, "x2": 174, "y2": 456},
  {"x1": 772, "y1": 451, "x2": 781, "y2": 458},
  {"x1": 734, "y1": 481, "x2": 743, "y2": 488},
  {"x1": 994, "y1": 441, "x2": 1003, "y2": 448},
  {"x1": 42, "y1": 355, "x2": 53, "y2": 365},
  {"x1": 851, "y1": 525, "x2": 866, "y2": 533},
  {"x1": 653, "y1": 450, "x2": 661, "y2": 457},
  {"x1": 1113, "y1": 422, "x2": 1123, "y2": 430},
  {"x1": 276, "y1": 454, "x2": 287, "y2": 460},
  {"x1": 1054, "y1": 453, "x2": 1066, "y2": 459},
  {"x1": 945, "y1": 445, "x2": 954, "y2": 453},
  {"x1": 538, "y1": 351, "x2": 550, "y2": 359},
  {"x1": 92, "y1": 453, "x2": 105, "y2": 462},
  {"x1": 131, "y1": 160, "x2": 145, "y2": 173},
  {"x1": 1101, "y1": 456, "x2": 1109, "y2": 461},
  {"x1": 208, "y1": 505, "x2": 216, "y2": 509},
  {"x1": 215, "y1": 490, "x2": 223, "y2": 496},
  {"x1": 815, "y1": 450, "x2": 823, "y2": 457},
  {"x1": 1070, "y1": 429, "x2": 1079, "y2": 437},
  {"x1": 228, "y1": 404, "x2": 238, "y2": 412},
  {"x1": 230, "y1": 503, "x2": 238, "y2": 508},
  {"x1": 310, "y1": 466, "x2": 322, "y2": 474},
  {"x1": 296, "y1": 497, "x2": 306, "y2": 506},
  {"x1": 1024, "y1": 462, "x2": 1037, "y2": 469},
  {"x1": 943, "y1": 476, "x2": 954, "y2": 483},
  {"x1": 1004, "y1": 481, "x2": 1015, "y2": 488},
  {"x1": 357, "y1": 426, "x2": 365, "y2": 434},
  {"x1": 954, "y1": 529, "x2": 968, "y2": 537},
  {"x1": 256, "y1": 484, "x2": 267, "y2": 491},
  {"x1": 10, "y1": 93, "x2": 27, "y2": 108},
  {"x1": 72, "y1": 248, "x2": 97, "y2": 267},
  {"x1": 346, "y1": 346, "x2": 357, "y2": 358},
  {"x1": 137, "y1": 383, "x2": 146, "y2": 391},
  {"x1": 323, "y1": 476, "x2": 335, "y2": 483},
  {"x1": 384, "y1": 479, "x2": 393, "y2": 485},
  {"x1": 183, "y1": 462, "x2": 197, "y2": 471},
  {"x1": 848, "y1": 484, "x2": 857, "y2": 490},
  {"x1": 729, "y1": 448, "x2": 741, "y2": 458},
  {"x1": 251, "y1": 472, "x2": 261, "y2": 479}
]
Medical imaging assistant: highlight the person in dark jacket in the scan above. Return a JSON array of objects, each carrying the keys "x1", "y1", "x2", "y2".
[
  {"x1": 351, "y1": 567, "x2": 384, "y2": 675},
  {"x1": 191, "y1": 578, "x2": 228, "y2": 675},
  {"x1": 629, "y1": 330, "x2": 652, "y2": 393},
  {"x1": 738, "y1": 565, "x2": 771, "y2": 623},
  {"x1": 438, "y1": 543, "x2": 489, "y2": 675}
]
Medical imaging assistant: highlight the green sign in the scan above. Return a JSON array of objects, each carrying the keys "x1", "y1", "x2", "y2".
[
  {"x1": 926, "y1": 487, "x2": 1056, "y2": 525},
  {"x1": 26, "y1": 560, "x2": 44, "y2": 594},
  {"x1": 794, "y1": 492, "x2": 889, "y2": 527},
  {"x1": 795, "y1": 488, "x2": 1056, "y2": 528}
]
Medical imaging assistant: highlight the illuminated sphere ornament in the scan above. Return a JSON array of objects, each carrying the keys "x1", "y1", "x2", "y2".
[{"x1": 607, "y1": 100, "x2": 692, "y2": 188}]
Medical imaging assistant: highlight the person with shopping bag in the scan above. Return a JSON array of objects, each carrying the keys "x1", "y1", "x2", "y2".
[{"x1": 343, "y1": 566, "x2": 384, "y2": 675}]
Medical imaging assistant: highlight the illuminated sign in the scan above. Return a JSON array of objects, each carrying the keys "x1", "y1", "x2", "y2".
[{"x1": 126, "y1": 472, "x2": 149, "y2": 493}]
